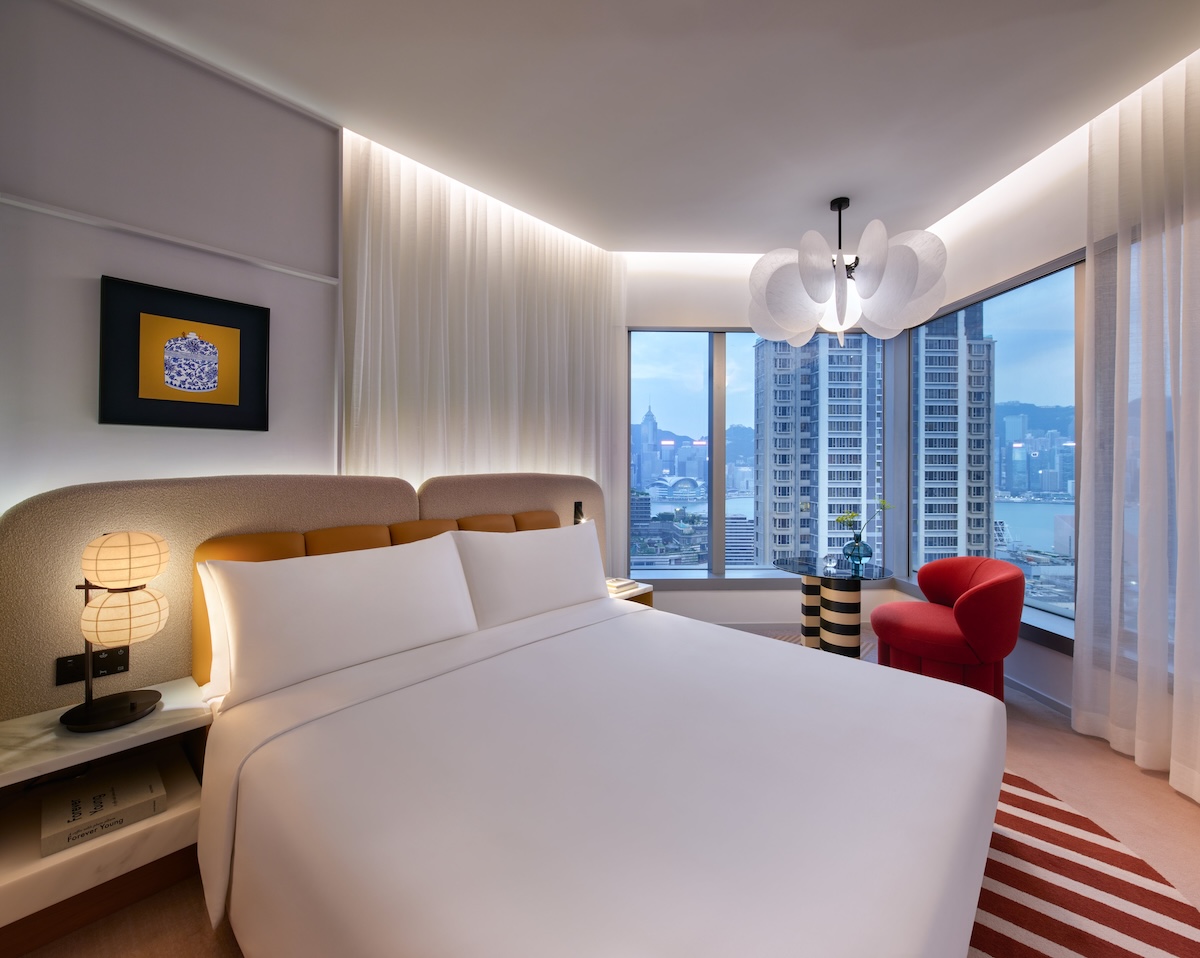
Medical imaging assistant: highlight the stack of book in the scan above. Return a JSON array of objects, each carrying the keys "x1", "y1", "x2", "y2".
[{"x1": 40, "y1": 760, "x2": 167, "y2": 856}]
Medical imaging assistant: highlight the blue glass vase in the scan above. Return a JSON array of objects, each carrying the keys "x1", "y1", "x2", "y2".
[{"x1": 842, "y1": 533, "x2": 872, "y2": 577}]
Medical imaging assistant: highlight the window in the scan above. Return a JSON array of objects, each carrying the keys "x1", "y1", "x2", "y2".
[
  {"x1": 628, "y1": 332, "x2": 710, "y2": 571},
  {"x1": 628, "y1": 262, "x2": 1076, "y2": 625},
  {"x1": 910, "y1": 266, "x2": 1076, "y2": 618},
  {"x1": 630, "y1": 330, "x2": 883, "y2": 574}
]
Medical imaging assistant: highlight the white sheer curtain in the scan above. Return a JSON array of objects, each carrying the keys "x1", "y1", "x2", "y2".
[
  {"x1": 1074, "y1": 51, "x2": 1200, "y2": 802},
  {"x1": 341, "y1": 130, "x2": 625, "y2": 493}
]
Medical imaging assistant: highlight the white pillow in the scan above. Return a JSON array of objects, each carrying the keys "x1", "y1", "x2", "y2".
[
  {"x1": 200, "y1": 532, "x2": 478, "y2": 712},
  {"x1": 452, "y1": 521, "x2": 608, "y2": 630},
  {"x1": 197, "y1": 561, "x2": 233, "y2": 705}
]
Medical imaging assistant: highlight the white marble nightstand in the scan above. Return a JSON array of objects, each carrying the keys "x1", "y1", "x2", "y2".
[
  {"x1": 0, "y1": 678, "x2": 212, "y2": 927},
  {"x1": 607, "y1": 581, "x2": 653, "y2": 606}
]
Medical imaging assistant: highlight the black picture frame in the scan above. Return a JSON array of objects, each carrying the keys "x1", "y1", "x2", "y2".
[{"x1": 99, "y1": 276, "x2": 269, "y2": 430}]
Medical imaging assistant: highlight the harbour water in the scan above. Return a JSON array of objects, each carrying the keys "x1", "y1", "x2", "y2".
[
  {"x1": 993, "y1": 500, "x2": 1074, "y2": 553},
  {"x1": 665, "y1": 495, "x2": 1074, "y2": 554}
]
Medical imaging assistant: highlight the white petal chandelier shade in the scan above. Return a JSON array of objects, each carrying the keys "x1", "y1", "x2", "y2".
[{"x1": 749, "y1": 197, "x2": 947, "y2": 345}]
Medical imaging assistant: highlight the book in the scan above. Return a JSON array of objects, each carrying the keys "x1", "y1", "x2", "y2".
[
  {"x1": 606, "y1": 577, "x2": 640, "y2": 594},
  {"x1": 40, "y1": 760, "x2": 167, "y2": 856}
]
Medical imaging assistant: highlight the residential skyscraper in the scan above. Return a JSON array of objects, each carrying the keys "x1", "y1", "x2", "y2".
[
  {"x1": 911, "y1": 304, "x2": 994, "y2": 563},
  {"x1": 753, "y1": 309, "x2": 992, "y2": 570},
  {"x1": 753, "y1": 333, "x2": 883, "y2": 565}
]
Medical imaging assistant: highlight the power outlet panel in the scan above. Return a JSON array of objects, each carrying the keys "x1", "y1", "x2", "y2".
[{"x1": 55, "y1": 646, "x2": 130, "y2": 686}]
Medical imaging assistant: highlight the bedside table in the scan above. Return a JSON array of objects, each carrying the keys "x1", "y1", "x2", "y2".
[
  {"x1": 608, "y1": 581, "x2": 653, "y2": 607},
  {"x1": 0, "y1": 677, "x2": 211, "y2": 933}
]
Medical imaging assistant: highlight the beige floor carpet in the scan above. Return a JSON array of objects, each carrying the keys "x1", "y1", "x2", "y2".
[{"x1": 22, "y1": 628, "x2": 1200, "y2": 958}]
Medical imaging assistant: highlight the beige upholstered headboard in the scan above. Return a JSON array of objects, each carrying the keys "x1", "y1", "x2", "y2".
[
  {"x1": 0, "y1": 472, "x2": 604, "y2": 721},
  {"x1": 418, "y1": 473, "x2": 605, "y2": 557},
  {"x1": 190, "y1": 509, "x2": 563, "y2": 685}
]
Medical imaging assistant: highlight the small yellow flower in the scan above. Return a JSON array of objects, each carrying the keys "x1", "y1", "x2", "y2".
[{"x1": 838, "y1": 501, "x2": 892, "y2": 531}]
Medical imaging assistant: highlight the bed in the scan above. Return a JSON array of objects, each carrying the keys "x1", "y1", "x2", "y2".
[{"x1": 194, "y1": 513, "x2": 1006, "y2": 958}]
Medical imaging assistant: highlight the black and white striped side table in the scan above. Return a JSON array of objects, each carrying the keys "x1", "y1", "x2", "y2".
[{"x1": 774, "y1": 556, "x2": 892, "y2": 658}]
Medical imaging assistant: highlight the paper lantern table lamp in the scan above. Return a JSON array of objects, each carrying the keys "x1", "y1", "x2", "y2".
[{"x1": 59, "y1": 531, "x2": 170, "y2": 733}]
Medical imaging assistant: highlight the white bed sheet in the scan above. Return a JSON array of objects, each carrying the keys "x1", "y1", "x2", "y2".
[{"x1": 200, "y1": 599, "x2": 1005, "y2": 958}]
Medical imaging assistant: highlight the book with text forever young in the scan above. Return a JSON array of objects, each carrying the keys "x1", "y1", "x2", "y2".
[{"x1": 40, "y1": 760, "x2": 166, "y2": 856}]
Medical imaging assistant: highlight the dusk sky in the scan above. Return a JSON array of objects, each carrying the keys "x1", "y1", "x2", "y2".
[{"x1": 630, "y1": 266, "x2": 1076, "y2": 439}]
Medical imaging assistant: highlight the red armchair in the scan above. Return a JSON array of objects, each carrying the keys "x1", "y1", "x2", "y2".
[{"x1": 870, "y1": 557, "x2": 1025, "y2": 701}]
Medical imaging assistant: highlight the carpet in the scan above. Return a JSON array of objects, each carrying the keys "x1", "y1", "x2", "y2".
[
  {"x1": 970, "y1": 772, "x2": 1200, "y2": 957},
  {"x1": 759, "y1": 631, "x2": 878, "y2": 661}
]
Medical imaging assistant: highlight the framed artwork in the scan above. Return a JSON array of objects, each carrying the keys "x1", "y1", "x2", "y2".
[{"x1": 99, "y1": 276, "x2": 269, "y2": 430}]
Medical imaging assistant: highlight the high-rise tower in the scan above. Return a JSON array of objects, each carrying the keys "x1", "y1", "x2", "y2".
[
  {"x1": 754, "y1": 333, "x2": 883, "y2": 565},
  {"x1": 911, "y1": 304, "x2": 994, "y2": 563}
]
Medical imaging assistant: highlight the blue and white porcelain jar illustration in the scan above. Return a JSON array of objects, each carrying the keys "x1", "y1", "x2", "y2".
[{"x1": 164, "y1": 331, "x2": 218, "y2": 392}]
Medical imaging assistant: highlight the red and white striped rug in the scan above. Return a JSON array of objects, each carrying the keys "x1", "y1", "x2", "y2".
[{"x1": 970, "y1": 772, "x2": 1200, "y2": 957}]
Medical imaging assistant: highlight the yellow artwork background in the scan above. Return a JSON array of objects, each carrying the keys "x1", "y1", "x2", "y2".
[{"x1": 138, "y1": 314, "x2": 241, "y2": 406}]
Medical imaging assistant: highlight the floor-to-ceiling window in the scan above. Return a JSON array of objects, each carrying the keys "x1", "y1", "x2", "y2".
[
  {"x1": 628, "y1": 262, "x2": 1076, "y2": 625},
  {"x1": 628, "y1": 332, "x2": 711, "y2": 571},
  {"x1": 910, "y1": 265, "x2": 1077, "y2": 618},
  {"x1": 629, "y1": 330, "x2": 884, "y2": 575}
]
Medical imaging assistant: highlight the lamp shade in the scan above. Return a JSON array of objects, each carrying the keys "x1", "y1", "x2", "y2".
[
  {"x1": 80, "y1": 588, "x2": 170, "y2": 648},
  {"x1": 81, "y1": 531, "x2": 170, "y2": 588},
  {"x1": 749, "y1": 199, "x2": 946, "y2": 346}
]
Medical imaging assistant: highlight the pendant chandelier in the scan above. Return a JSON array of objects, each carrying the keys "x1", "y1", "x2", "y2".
[{"x1": 749, "y1": 197, "x2": 947, "y2": 346}]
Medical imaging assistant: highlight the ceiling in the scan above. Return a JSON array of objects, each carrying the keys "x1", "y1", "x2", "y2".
[{"x1": 76, "y1": 0, "x2": 1200, "y2": 253}]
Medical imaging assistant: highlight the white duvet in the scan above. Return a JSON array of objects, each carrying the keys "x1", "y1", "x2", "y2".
[{"x1": 199, "y1": 598, "x2": 1005, "y2": 958}]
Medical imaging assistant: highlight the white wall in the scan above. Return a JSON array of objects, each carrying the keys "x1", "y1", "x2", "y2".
[
  {"x1": 0, "y1": 0, "x2": 342, "y2": 515},
  {"x1": 1007, "y1": 637, "x2": 1073, "y2": 711}
]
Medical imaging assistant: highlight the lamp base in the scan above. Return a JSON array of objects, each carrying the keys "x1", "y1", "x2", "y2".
[{"x1": 59, "y1": 689, "x2": 162, "y2": 733}]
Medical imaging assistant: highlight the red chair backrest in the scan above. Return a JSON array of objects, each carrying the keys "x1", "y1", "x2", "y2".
[{"x1": 917, "y1": 556, "x2": 1026, "y2": 663}]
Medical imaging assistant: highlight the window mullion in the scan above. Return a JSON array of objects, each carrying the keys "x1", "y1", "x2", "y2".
[
  {"x1": 882, "y1": 332, "x2": 911, "y2": 578},
  {"x1": 710, "y1": 334, "x2": 726, "y2": 576}
]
